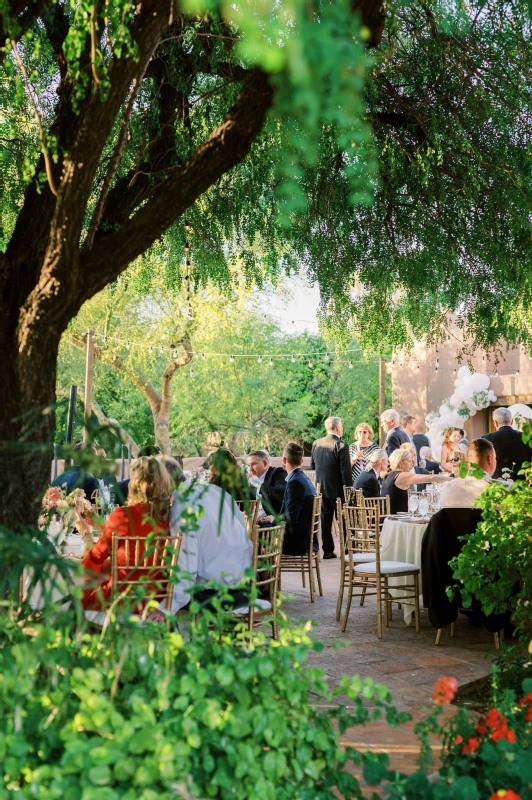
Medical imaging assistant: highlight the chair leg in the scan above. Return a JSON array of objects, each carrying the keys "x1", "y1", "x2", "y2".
[
  {"x1": 376, "y1": 577, "x2": 383, "y2": 639},
  {"x1": 301, "y1": 557, "x2": 306, "y2": 588},
  {"x1": 383, "y1": 578, "x2": 390, "y2": 627},
  {"x1": 494, "y1": 631, "x2": 500, "y2": 649},
  {"x1": 315, "y1": 555, "x2": 323, "y2": 597},
  {"x1": 414, "y1": 574, "x2": 420, "y2": 633},
  {"x1": 308, "y1": 554, "x2": 315, "y2": 603},
  {"x1": 435, "y1": 628, "x2": 443, "y2": 646},
  {"x1": 360, "y1": 578, "x2": 367, "y2": 606},
  {"x1": 336, "y1": 569, "x2": 345, "y2": 621},
  {"x1": 341, "y1": 574, "x2": 354, "y2": 633},
  {"x1": 451, "y1": 622, "x2": 455, "y2": 637}
]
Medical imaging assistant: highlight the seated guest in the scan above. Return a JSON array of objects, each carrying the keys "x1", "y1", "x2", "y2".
[
  {"x1": 279, "y1": 442, "x2": 317, "y2": 555},
  {"x1": 381, "y1": 448, "x2": 450, "y2": 514},
  {"x1": 355, "y1": 449, "x2": 389, "y2": 498},
  {"x1": 419, "y1": 446, "x2": 442, "y2": 474},
  {"x1": 399, "y1": 442, "x2": 431, "y2": 489},
  {"x1": 439, "y1": 438, "x2": 499, "y2": 509},
  {"x1": 207, "y1": 447, "x2": 253, "y2": 504},
  {"x1": 381, "y1": 408, "x2": 410, "y2": 456},
  {"x1": 157, "y1": 454, "x2": 183, "y2": 487},
  {"x1": 52, "y1": 442, "x2": 100, "y2": 504},
  {"x1": 78, "y1": 457, "x2": 173, "y2": 610},
  {"x1": 147, "y1": 479, "x2": 253, "y2": 620},
  {"x1": 247, "y1": 449, "x2": 287, "y2": 517},
  {"x1": 483, "y1": 407, "x2": 532, "y2": 480},
  {"x1": 114, "y1": 444, "x2": 163, "y2": 505}
]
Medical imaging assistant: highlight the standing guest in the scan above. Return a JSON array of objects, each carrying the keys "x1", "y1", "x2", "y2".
[
  {"x1": 349, "y1": 423, "x2": 380, "y2": 483},
  {"x1": 413, "y1": 429, "x2": 431, "y2": 458},
  {"x1": 381, "y1": 409, "x2": 410, "y2": 456},
  {"x1": 280, "y1": 442, "x2": 317, "y2": 555},
  {"x1": 246, "y1": 449, "x2": 287, "y2": 517},
  {"x1": 310, "y1": 417, "x2": 352, "y2": 559},
  {"x1": 401, "y1": 415, "x2": 417, "y2": 444},
  {"x1": 78, "y1": 457, "x2": 172, "y2": 610},
  {"x1": 381, "y1": 448, "x2": 450, "y2": 514},
  {"x1": 419, "y1": 446, "x2": 442, "y2": 474},
  {"x1": 355, "y1": 449, "x2": 389, "y2": 498},
  {"x1": 440, "y1": 427, "x2": 465, "y2": 473},
  {"x1": 147, "y1": 479, "x2": 253, "y2": 621},
  {"x1": 52, "y1": 442, "x2": 100, "y2": 504},
  {"x1": 439, "y1": 438, "x2": 499, "y2": 509},
  {"x1": 483, "y1": 407, "x2": 532, "y2": 481}
]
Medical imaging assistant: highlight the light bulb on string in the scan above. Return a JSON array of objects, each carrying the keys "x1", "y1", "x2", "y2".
[
  {"x1": 185, "y1": 220, "x2": 191, "y2": 231},
  {"x1": 452, "y1": 368, "x2": 456, "y2": 376},
  {"x1": 160, "y1": 346, "x2": 164, "y2": 354},
  {"x1": 184, "y1": 242, "x2": 190, "y2": 254},
  {"x1": 269, "y1": 358, "x2": 273, "y2": 366},
  {"x1": 324, "y1": 353, "x2": 329, "y2": 362},
  {"x1": 201, "y1": 352, "x2": 206, "y2": 360},
  {"x1": 103, "y1": 335, "x2": 107, "y2": 345},
  {"x1": 172, "y1": 350, "x2": 178, "y2": 358},
  {"x1": 348, "y1": 361, "x2": 353, "y2": 369},
  {"x1": 257, "y1": 355, "x2": 262, "y2": 363},
  {"x1": 229, "y1": 355, "x2": 235, "y2": 363},
  {"x1": 435, "y1": 358, "x2": 440, "y2": 372},
  {"x1": 308, "y1": 360, "x2": 313, "y2": 368},
  {"x1": 190, "y1": 369, "x2": 195, "y2": 377},
  {"x1": 126, "y1": 341, "x2": 131, "y2": 350},
  {"x1": 291, "y1": 354, "x2": 296, "y2": 363}
]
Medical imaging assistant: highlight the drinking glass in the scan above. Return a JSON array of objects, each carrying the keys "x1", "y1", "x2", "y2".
[
  {"x1": 418, "y1": 494, "x2": 430, "y2": 517},
  {"x1": 408, "y1": 493, "x2": 419, "y2": 515}
]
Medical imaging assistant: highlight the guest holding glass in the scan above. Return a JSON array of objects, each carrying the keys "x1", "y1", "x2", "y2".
[
  {"x1": 349, "y1": 423, "x2": 380, "y2": 483},
  {"x1": 381, "y1": 448, "x2": 450, "y2": 514},
  {"x1": 440, "y1": 427, "x2": 465, "y2": 473}
]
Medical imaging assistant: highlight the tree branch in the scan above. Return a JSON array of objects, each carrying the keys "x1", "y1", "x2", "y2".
[
  {"x1": 159, "y1": 339, "x2": 193, "y2": 420},
  {"x1": 0, "y1": 1, "x2": 54, "y2": 66}
]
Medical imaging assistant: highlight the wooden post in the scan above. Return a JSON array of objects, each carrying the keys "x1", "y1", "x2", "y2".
[
  {"x1": 83, "y1": 330, "x2": 95, "y2": 443},
  {"x1": 379, "y1": 357, "x2": 386, "y2": 446}
]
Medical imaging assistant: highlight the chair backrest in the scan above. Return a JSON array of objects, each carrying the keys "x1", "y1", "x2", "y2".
[
  {"x1": 342, "y1": 505, "x2": 380, "y2": 568},
  {"x1": 316, "y1": 481, "x2": 321, "y2": 496},
  {"x1": 306, "y1": 470, "x2": 317, "y2": 486},
  {"x1": 310, "y1": 494, "x2": 322, "y2": 554},
  {"x1": 236, "y1": 499, "x2": 260, "y2": 538},
  {"x1": 252, "y1": 524, "x2": 285, "y2": 601},
  {"x1": 363, "y1": 495, "x2": 390, "y2": 517},
  {"x1": 344, "y1": 486, "x2": 363, "y2": 505},
  {"x1": 336, "y1": 497, "x2": 345, "y2": 567},
  {"x1": 110, "y1": 531, "x2": 182, "y2": 610}
]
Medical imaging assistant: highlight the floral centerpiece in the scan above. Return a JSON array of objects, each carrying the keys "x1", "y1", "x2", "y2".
[{"x1": 39, "y1": 486, "x2": 92, "y2": 545}]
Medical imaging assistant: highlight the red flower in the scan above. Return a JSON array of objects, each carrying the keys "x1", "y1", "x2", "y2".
[
  {"x1": 476, "y1": 723, "x2": 488, "y2": 735},
  {"x1": 486, "y1": 709, "x2": 507, "y2": 730},
  {"x1": 492, "y1": 728, "x2": 516, "y2": 744},
  {"x1": 455, "y1": 734, "x2": 463, "y2": 745},
  {"x1": 433, "y1": 676, "x2": 458, "y2": 705},
  {"x1": 488, "y1": 791, "x2": 522, "y2": 800},
  {"x1": 462, "y1": 737, "x2": 480, "y2": 754}
]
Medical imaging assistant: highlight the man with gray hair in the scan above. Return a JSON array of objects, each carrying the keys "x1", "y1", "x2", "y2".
[
  {"x1": 354, "y1": 448, "x2": 388, "y2": 498},
  {"x1": 483, "y1": 407, "x2": 532, "y2": 481},
  {"x1": 380, "y1": 408, "x2": 409, "y2": 456},
  {"x1": 310, "y1": 416, "x2": 352, "y2": 558},
  {"x1": 247, "y1": 449, "x2": 287, "y2": 517}
]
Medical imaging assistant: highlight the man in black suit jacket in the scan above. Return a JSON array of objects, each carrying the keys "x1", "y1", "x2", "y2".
[
  {"x1": 310, "y1": 416, "x2": 352, "y2": 558},
  {"x1": 247, "y1": 450, "x2": 287, "y2": 517},
  {"x1": 381, "y1": 409, "x2": 410, "y2": 456},
  {"x1": 280, "y1": 442, "x2": 317, "y2": 555},
  {"x1": 354, "y1": 449, "x2": 388, "y2": 498},
  {"x1": 52, "y1": 442, "x2": 100, "y2": 503},
  {"x1": 483, "y1": 407, "x2": 532, "y2": 481},
  {"x1": 412, "y1": 432, "x2": 430, "y2": 458}
]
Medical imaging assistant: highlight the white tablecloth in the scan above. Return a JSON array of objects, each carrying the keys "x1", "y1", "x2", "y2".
[
  {"x1": 380, "y1": 517, "x2": 429, "y2": 623},
  {"x1": 23, "y1": 534, "x2": 86, "y2": 609}
]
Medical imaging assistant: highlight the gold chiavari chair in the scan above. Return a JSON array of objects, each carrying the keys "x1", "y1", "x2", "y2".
[
  {"x1": 280, "y1": 495, "x2": 323, "y2": 602},
  {"x1": 84, "y1": 531, "x2": 182, "y2": 628},
  {"x1": 344, "y1": 486, "x2": 363, "y2": 505},
  {"x1": 306, "y1": 470, "x2": 317, "y2": 487},
  {"x1": 335, "y1": 500, "x2": 379, "y2": 621},
  {"x1": 232, "y1": 523, "x2": 285, "y2": 640},
  {"x1": 363, "y1": 495, "x2": 391, "y2": 519},
  {"x1": 341, "y1": 505, "x2": 421, "y2": 639},
  {"x1": 235, "y1": 499, "x2": 260, "y2": 538}
]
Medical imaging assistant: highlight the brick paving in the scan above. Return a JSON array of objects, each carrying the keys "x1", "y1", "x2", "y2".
[{"x1": 281, "y1": 549, "x2": 499, "y2": 790}]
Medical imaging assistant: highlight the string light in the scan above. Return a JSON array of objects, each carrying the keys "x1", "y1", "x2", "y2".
[
  {"x1": 258, "y1": 355, "x2": 262, "y2": 363},
  {"x1": 126, "y1": 340, "x2": 130, "y2": 350},
  {"x1": 173, "y1": 350, "x2": 178, "y2": 358},
  {"x1": 149, "y1": 346, "x2": 153, "y2": 353},
  {"x1": 190, "y1": 368, "x2": 195, "y2": 377},
  {"x1": 291, "y1": 354, "x2": 296, "y2": 363},
  {"x1": 349, "y1": 361, "x2": 353, "y2": 369},
  {"x1": 185, "y1": 220, "x2": 191, "y2": 231},
  {"x1": 159, "y1": 346, "x2": 164, "y2": 354},
  {"x1": 103, "y1": 335, "x2": 107, "y2": 345},
  {"x1": 308, "y1": 360, "x2": 313, "y2": 368},
  {"x1": 201, "y1": 352, "x2": 206, "y2": 360},
  {"x1": 229, "y1": 355, "x2": 235, "y2": 363},
  {"x1": 452, "y1": 368, "x2": 457, "y2": 375},
  {"x1": 269, "y1": 358, "x2": 273, "y2": 366},
  {"x1": 435, "y1": 358, "x2": 440, "y2": 372},
  {"x1": 324, "y1": 353, "x2": 329, "y2": 361},
  {"x1": 184, "y1": 242, "x2": 190, "y2": 253}
]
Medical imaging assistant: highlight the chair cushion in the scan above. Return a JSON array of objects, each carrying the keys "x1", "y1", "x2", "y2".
[
  {"x1": 351, "y1": 552, "x2": 377, "y2": 563},
  {"x1": 84, "y1": 609, "x2": 110, "y2": 627},
  {"x1": 354, "y1": 560, "x2": 420, "y2": 575},
  {"x1": 232, "y1": 598, "x2": 272, "y2": 615}
]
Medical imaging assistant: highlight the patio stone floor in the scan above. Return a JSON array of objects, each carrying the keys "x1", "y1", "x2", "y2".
[{"x1": 281, "y1": 549, "x2": 500, "y2": 794}]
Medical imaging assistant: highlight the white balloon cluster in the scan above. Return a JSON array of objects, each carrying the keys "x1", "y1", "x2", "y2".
[{"x1": 425, "y1": 367, "x2": 497, "y2": 459}]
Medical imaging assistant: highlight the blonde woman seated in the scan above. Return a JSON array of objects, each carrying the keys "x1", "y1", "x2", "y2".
[
  {"x1": 77, "y1": 457, "x2": 173, "y2": 611},
  {"x1": 381, "y1": 448, "x2": 451, "y2": 514}
]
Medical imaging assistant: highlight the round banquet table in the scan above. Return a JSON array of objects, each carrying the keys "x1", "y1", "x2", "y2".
[{"x1": 380, "y1": 516, "x2": 430, "y2": 624}]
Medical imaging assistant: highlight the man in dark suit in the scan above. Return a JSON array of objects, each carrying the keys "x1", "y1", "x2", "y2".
[
  {"x1": 381, "y1": 409, "x2": 409, "y2": 456},
  {"x1": 310, "y1": 416, "x2": 352, "y2": 558},
  {"x1": 412, "y1": 431, "x2": 431, "y2": 458},
  {"x1": 279, "y1": 442, "x2": 316, "y2": 555},
  {"x1": 247, "y1": 449, "x2": 287, "y2": 517},
  {"x1": 355, "y1": 449, "x2": 388, "y2": 498},
  {"x1": 483, "y1": 407, "x2": 532, "y2": 481},
  {"x1": 52, "y1": 442, "x2": 100, "y2": 503}
]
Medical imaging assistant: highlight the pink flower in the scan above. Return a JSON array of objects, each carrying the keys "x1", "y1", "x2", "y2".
[{"x1": 433, "y1": 676, "x2": 458, "y2": 705}]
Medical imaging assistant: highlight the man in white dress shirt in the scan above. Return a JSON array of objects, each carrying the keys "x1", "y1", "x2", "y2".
[
  {"x1": 439, "y1": 438, "x2": 498, "y2": 509},
  {"x1": 148, "y1": 480, "x2": 253, "y2": 620}
]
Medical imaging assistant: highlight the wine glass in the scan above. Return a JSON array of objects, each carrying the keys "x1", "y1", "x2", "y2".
[
  {"x1": 408, "y1": 493, "x2": 419, "y2": 516},
  {"x1": 418, "y1": 493, "x2": 430, "y2": 517}
]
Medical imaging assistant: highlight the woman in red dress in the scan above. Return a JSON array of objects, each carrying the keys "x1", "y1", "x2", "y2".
[{"x1": 78, "y1": 456, "x2": 173, "y2": 610}]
